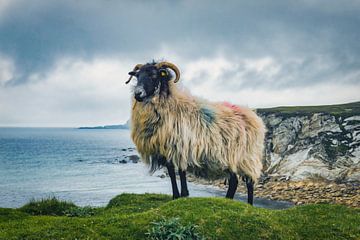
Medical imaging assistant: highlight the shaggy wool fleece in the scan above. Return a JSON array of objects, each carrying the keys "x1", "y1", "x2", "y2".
[{"x1": 131, "y1": 81, "x2": 266, "y2": 182}]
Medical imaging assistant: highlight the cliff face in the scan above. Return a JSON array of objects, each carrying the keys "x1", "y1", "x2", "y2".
[{"x1": 258, "y1": 102, "x2": 360, "y2": 182}]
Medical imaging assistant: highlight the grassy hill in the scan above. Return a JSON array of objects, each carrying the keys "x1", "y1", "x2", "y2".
[
  {"x1": 257, "y1": 101, "x2": 360, "y2": 117},
  {"x1": 1, "y1": 194, "x2": 359, "y2": 239}
]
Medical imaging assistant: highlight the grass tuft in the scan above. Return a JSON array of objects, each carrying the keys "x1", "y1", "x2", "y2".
[{"x1": 19, "y1": 197, "x2": 77, "y2": 216}]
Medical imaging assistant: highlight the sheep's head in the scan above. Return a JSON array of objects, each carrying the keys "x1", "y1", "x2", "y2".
[{"x1": 126, "y1": 61, "x2": 180, "y2": 102}]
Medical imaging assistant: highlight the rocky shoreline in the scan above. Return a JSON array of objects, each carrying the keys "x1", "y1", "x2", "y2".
[
  {"x1": 121, "y1": 150, "x2": 359, "y2": 208},
  {"x1": 186, "y1": 175, "x2": 360, "y2": 208}
]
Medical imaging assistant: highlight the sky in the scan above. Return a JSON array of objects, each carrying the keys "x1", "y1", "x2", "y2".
[{"x1": 0, "y1": 0, "x2": 359, "y2": 127}]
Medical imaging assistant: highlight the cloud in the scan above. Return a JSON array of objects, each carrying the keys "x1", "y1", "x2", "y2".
[
  {"x1": 1, "y1": 0, "x2": 359, "y2": 86},
  {"x1": 177, "y1": 55, "x2": 360, "y2": 108},
  {"x1": 0, "y1": 0, "x2": 14, "y2": 17},
  {"x1": 0, "y1": 57, "x2": 134, "y2": 127},
  {"x1": 0, "y1": 54, "x2": 359, "y2": 127},
  {"x1": 0, "y1": 1, "x2": 359, "y2": 126},
  {"x1": 0, "y1": 54, "x2": 15, "y2": 86}
]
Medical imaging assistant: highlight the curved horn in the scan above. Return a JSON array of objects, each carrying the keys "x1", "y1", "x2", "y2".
[
  {"x1": 155, "y1": 62, "x2": 180, "y2": 83},
  {"x1": 125, "y1": 64, "x2": 143, "y2": 84}
]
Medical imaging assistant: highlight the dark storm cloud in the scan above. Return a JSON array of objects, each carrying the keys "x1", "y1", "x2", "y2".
[{"x1": 1, "y1": 0, "x2": 360, "y2": 87}]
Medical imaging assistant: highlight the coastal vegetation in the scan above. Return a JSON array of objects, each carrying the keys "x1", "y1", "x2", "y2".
[
  {"x1": 1, "y1": 193, "x2": 359, "y2": 239},
  {"x1": 257, "y1": 101, "x2": 360, "y2": 117}
]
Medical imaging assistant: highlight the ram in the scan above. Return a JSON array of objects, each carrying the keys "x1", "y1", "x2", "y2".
[{"x1": 126, "y1": 61, "x2": 265, "y2": 205}]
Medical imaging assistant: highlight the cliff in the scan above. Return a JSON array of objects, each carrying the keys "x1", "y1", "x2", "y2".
[{"x1": 257, "y1": 101, "x2": 360, "y2": 182}]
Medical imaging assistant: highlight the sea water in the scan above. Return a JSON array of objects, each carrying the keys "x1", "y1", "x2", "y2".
[{"x1": 0, "y1": 128, "x2": 292, "y2": 209}]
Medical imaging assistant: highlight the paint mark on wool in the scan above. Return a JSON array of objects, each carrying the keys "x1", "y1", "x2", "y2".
[
  {"x1": 222, "y1": 101, "x2": 241, "y2": 112},
  {"x1": 200, "y1": 107, "x2": 215, "y2": 125}
]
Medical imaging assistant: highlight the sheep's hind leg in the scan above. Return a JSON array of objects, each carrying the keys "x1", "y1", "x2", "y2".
[
  {"x1": 244, "y1": 176, "x2": 254, "y2": 205},
  {"x1": 225, "y1": 172, "x2": 238, "y2": 199},
  {"x1": 166, "y1": 161, "x2": 180, "y2": 199},
  {"x1": 179, "y1": 170, "x2": 189, "y2": 197}
]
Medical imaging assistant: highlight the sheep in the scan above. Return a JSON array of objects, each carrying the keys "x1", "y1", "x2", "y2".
[{"x1": 126, "y1": 61, "x2": 265, "y2": 205}]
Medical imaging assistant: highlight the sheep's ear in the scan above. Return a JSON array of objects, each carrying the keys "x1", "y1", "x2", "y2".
[{"x1": 128, "y1": 71, "x2": 136, "y2": 76}]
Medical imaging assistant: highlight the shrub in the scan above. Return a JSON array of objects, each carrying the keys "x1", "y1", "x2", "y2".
[{"x1": 146, "y1": 217, "x2": 205, "y2": 240}]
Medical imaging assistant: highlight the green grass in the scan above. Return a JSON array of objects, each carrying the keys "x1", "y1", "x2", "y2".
[
  {"x1": 257, "y1": 101, "x2": 360, "y2": 117},
  {"x1": 19, "y1": 197, "x2": 77, "y2": 216},
  {"x1": 0, "y1": 194, "x2": 359, "y2": 239}
]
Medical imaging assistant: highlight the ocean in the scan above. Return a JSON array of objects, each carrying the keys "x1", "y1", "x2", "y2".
[{"x1": 0, "y1": 128, "x2": 292, "y2": 209}]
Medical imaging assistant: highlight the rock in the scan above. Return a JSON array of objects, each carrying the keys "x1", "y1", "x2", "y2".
[
  {"x1": 279, "y1": 176, "x2": 291, "y2": 181},
  {"x1": 250, "y1": 179, "x2": 360, "y2": 208},
  {"x1": 119, "y1": 159, "x2": 127, "y2": 164},
  {"x1": 128, "y1": 154, "x2": 140, "y2": 163}
]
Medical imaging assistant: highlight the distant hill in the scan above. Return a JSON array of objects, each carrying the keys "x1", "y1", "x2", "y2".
[{"x1": 78, "y1": 120, "x2": 130, "y2": 129}]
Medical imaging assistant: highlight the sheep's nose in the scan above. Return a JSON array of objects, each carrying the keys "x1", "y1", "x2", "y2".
[
  {"x1": 134, "y1": 88, "x2": 146, "y2": 102},
  {"x1": 135, "y1": 92, "x2": 142, "y2": 98},
  {"x1": 134, "y1": 87, "x2": 146, "y2": 97}
]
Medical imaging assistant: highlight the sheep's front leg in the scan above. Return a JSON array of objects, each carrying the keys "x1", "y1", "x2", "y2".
[
  {"x1": 179, "y1": 170, "x2": 189, "y2": 197},
  {"x1": 165, "y1": 161, "x2": 180, "y2": 199},
  {"x1": 226, "y1": 172, "x2": 238, "y2": 199}
]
